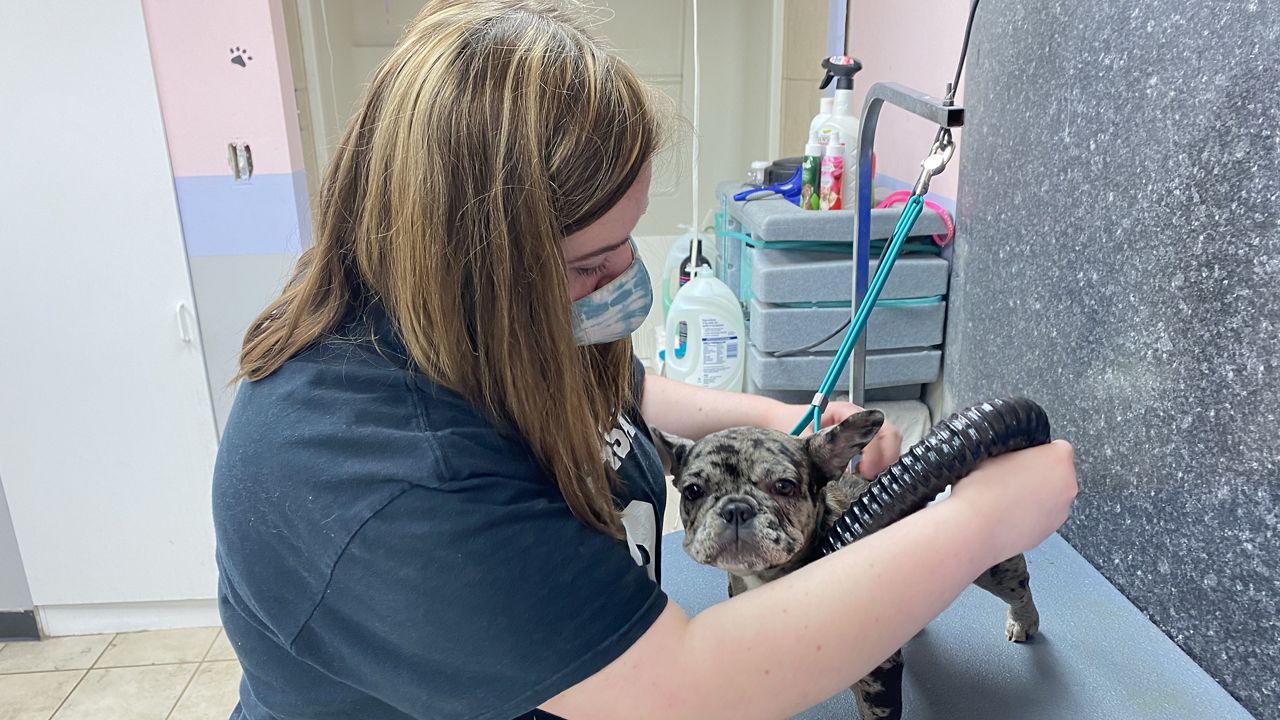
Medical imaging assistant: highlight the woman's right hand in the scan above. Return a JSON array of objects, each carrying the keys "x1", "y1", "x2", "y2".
[{"x1": 948, "y1": 440, "x2": 1079, "y2": 563}]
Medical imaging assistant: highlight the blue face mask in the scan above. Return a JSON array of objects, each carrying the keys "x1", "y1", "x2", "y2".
[{"x1": 572, "y1": 238, "x2": 653, "y2": 346}]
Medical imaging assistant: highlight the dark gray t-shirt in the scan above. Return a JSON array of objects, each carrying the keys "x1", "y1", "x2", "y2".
[{"x1": 213, "y1": 307, "x2": 667, "y2": 719}]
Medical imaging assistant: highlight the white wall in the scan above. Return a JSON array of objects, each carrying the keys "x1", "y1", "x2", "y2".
[{"x1": 0, "y1": 476, "x2": 32, "y2": 612}]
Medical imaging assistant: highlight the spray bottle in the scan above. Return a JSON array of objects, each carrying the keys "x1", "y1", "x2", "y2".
[
  {"x1": 820, "y1": 129, "x2": 845, "y2": 210},
  {"x1": 818, "y1": 56, "x2": 864, "y2": 205}
]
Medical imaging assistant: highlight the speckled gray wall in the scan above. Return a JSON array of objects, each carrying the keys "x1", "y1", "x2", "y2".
[{"x1": 942, "y1": 1, "x2": 1279, "y2": 717}]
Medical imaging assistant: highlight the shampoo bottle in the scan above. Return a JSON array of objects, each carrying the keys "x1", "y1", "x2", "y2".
[
  {"x1": 820, "y1": 130, "x2": 844, "y2": 211},
  {"x1": 800, "y1": 131, "x2": 824, "y2": 211}
]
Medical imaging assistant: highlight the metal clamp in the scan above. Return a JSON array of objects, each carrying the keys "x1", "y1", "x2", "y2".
[
  {"x1": 912, "y1": 129, "x2": 956, "y2": 197},
  {"x1": 810, "y1": 392, "x2": 830, "y2": 415}
]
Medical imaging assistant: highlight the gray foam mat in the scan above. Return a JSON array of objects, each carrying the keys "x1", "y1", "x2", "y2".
[
  {"x1": 720, "y1": 183, "x2": 951, "y2": 243},
  {"x1": 749, "y1": 299, "x2": 946, "y2": 353},
  {"x1": 751, "y1": 251, "x2": 950, "y2": 305},
  {"x1": 660, "y1": 532, "x2": 1255, "y2": 720},
  {"x1": 748, "y1": 345, "x2": 942, "y2": 390},
  {"x1": 744, "y1": 382, "x2": 924, "y2": 405}
]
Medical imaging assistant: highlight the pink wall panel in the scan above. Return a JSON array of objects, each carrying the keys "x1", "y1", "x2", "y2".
[
  {"x1": 141, "y1": 0, "x2": 305, "y2": 177},
  {"x1": 848, "y1": 0, "x2": 968, "y2": 201}
]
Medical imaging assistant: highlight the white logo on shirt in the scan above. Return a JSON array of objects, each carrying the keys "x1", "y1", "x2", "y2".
[
  {"x1": 620, "y1": 500, "x2": 658, "y2": 581},
  {"x1": 602, "y1": 413, "x2": 640, "y2": 470},
  {"x1": 602, "y1": 413, "x2": 656, "y2": 580}
]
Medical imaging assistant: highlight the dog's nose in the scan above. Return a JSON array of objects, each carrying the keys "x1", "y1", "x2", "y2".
[{"x1": 719, "y1": 500, "x2": 756, "y2": 526}]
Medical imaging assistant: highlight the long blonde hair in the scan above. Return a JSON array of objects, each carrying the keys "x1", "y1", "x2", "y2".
[{"x1": 239, "y1": 0, "x2": 662, "y2": 536}]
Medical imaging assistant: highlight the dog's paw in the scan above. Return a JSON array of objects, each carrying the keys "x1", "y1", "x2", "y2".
[{"x1": 1005, "y1": 606, "x2": 1039, "y2": 642}]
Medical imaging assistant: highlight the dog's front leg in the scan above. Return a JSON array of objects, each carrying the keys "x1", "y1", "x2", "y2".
[
  {"x1": 973, "y1": 553, "x2": 1040, "y2": 641},
  {"x1": 852, "y1": 649, "x2": 903, "y2": 720}
]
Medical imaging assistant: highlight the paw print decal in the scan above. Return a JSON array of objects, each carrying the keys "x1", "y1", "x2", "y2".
[{"x1": 229, "y1": 47, "x2": 253, "y2": 67}]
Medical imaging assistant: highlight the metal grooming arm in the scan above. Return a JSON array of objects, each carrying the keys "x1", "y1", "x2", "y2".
[{"x1": 850, "y1": 82, "x2": 965, "y2": 404}]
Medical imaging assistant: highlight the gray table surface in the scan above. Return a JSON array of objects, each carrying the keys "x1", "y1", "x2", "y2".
[{"x1": 660, "y1": 532, "x2": 1255, "y2": 719}]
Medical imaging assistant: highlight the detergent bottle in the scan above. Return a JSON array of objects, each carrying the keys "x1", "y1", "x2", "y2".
[{"x1": 664, "y1": 264, "x2": 746, "y2": 392}]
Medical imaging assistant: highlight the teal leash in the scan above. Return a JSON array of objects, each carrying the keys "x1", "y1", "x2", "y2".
[
  {"x1": 790, "y1": 130, "x2": 956, "y2": 436},
  {"x1": 790, "y1": 195, "x2": 926, "y2": 435}
]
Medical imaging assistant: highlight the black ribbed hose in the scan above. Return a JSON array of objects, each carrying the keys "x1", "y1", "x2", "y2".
[{"x1": 821, "y1": 397, "x2": 1052, "y2": 556}]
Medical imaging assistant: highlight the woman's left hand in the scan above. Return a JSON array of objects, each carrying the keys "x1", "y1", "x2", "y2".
[
  {"x1": 769, "y1": 401, "x2": 903, "y2": 479},
  {"x1": 821, "y1": 401, "x2": 902, "y2": 478}
]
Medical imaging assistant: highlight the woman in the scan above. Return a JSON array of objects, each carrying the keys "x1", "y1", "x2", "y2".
[{"x1": 212, "y1": 2, "x2": 1077, "y2": 718}]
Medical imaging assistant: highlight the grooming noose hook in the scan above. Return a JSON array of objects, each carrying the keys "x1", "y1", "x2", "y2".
[{"x1": 912, "y1": 129, "x2": 957, "y2": 197}]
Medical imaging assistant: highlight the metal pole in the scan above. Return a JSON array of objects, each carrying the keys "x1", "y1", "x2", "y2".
[{"x1": 851, "y1": 82, "x2": 964, "y2": 405}]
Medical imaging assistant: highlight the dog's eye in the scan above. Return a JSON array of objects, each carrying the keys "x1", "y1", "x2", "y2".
[
  {"x1": 681, "y1": 483, "x2": 706, "y2": 502},
  {"x1": 773, "y1": 479, "x2": 799, "y2": 497}
]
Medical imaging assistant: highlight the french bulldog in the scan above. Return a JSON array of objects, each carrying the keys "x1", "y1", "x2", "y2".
[{"x1": 652, "y1": 410, "x2": 1040, "y2": 720}]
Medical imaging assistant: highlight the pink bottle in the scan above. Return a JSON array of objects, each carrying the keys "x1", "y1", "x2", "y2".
[{"x1": 819, "y1": 130, "x2": 844, "y2": 211}]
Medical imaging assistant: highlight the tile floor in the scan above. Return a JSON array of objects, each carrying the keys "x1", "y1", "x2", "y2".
[
  {"x1": 0, "y1": 627, "x2": 240, "y2": 720},
  {"x1": 0, "y1": 499, "x2": 684, "y2": 720}
]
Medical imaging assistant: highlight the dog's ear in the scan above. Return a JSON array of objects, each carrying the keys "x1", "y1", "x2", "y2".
[
  {"x1": 804, "y1": 410, "x2": 884, "y2": 483},
  {"x1": 650, "y1": 427, "x2": 694, "y2": 479}
]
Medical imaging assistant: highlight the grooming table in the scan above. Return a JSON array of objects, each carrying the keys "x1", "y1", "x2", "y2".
[{"x1": 660, "y1": 532, "x2": 1255, "y2": 719}]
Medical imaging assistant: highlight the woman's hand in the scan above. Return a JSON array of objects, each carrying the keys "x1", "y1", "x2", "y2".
[
  {"x1": 821, "y1": 401, "x2": 903, "y2": 479},
  {"x1": 949, "y1": 440, "x2": 1079, "y2": 561},
  {"x1": 768, "y1": 401, "x2": 904, "y2": 479}
]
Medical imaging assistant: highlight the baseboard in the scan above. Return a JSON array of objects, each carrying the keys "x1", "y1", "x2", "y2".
[
  {"x1": 0, "y1": 610, "x2": 39, "y2": 640},
  {"x1": 36, "y1": 599, "x2": 220, "y2": 637}
]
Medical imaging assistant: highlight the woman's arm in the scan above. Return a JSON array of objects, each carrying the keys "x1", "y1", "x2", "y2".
[
  {"x1": 543, "y1": 440, "x2": 1078, "y2": 720},
  {"x1": 640, "y1": 373, "x2": 793, "y2": 438},
  {"x1": 640, "y1": 373, "x2": 903, "y2": 478}
]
